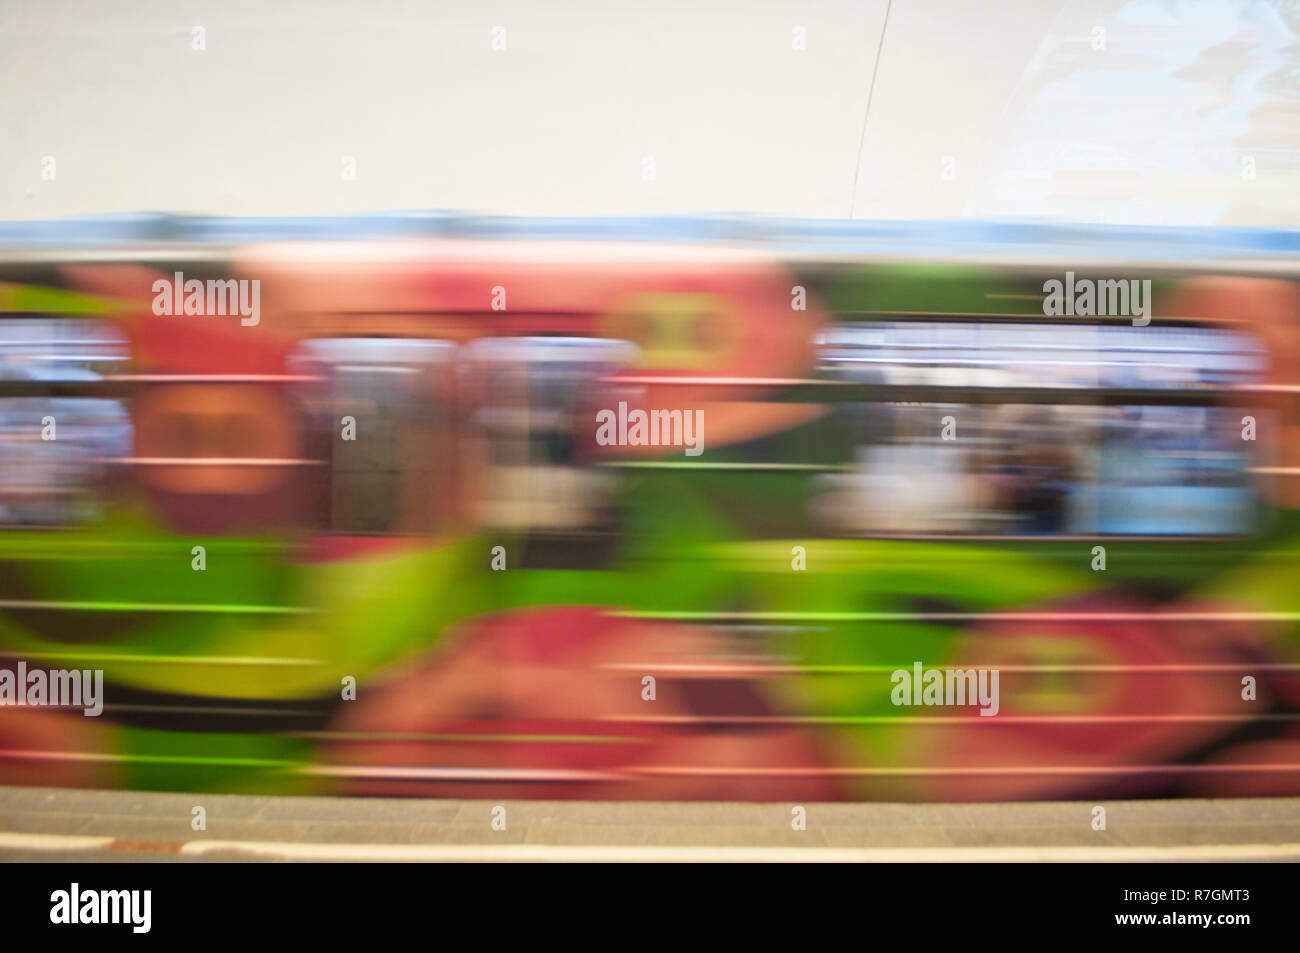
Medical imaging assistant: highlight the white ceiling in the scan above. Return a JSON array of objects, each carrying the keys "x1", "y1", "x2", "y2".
[{"x1": 2, "y1": 0, "x2": 1296, "y2": 225}]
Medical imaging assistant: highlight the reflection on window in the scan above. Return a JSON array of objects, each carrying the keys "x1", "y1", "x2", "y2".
[
  {"x1": 0, "y1": 318, "x2": 127, "y2": 382},
  {"x1": 813, "y1": 322, "x2": 1262, "y2": 537},
  {"x1": 292, "y1": 338, "x2": 455, "y2": 535},
  {"x1": 468, "y1": 337, "x2": 633, "y2": 533},
  {"x1": 817, "y1": 322, "x2": 1265, "y2": 389},
  {"x1": 0, "y1": 319, "x2": 130, "y2": 526}
]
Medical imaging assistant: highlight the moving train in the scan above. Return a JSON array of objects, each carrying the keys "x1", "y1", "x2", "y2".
[{"x1": 1, "y1": 214, "x2": 1299, "y2": 802}]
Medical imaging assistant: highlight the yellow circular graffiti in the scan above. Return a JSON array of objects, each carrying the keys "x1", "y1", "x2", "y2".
[{"x1": 601, "y1": 292, "x2": 740, "y2": 370}]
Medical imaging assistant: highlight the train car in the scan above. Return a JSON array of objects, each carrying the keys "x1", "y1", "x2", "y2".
[{"x1": 1, "y1": 215, "x2": 1298, "y2": 802}]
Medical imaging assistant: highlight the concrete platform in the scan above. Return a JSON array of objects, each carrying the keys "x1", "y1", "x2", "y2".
[{"x1": 1, "y1": 786, "x2": 1298, "y2": 861}]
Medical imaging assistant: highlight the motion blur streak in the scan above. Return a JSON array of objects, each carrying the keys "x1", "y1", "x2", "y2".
[{"x1": 0, "y1": 215, "x2": 1299, "y2": 802}]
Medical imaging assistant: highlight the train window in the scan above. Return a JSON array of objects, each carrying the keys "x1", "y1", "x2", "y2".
[
  {"x1": 291, "y1": 338, "x2": 456, "y2": 535},
  {"x1": 812, "y1": 322, "x2": 1267, "y2": 537},
  {"x1": 466, "y1": 336, "x2": 634, "y2": 535},
  {"x1": 0, "y1": 319, "x2": 131, "y2": 526},
  {"x1": 816, "y1": 322, "x2": 1263, "y2": 389}
]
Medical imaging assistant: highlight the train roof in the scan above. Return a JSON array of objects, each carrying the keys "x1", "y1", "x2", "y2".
[{"x1": 0, "y1": 213, "x2": 1296, "y2": 267}]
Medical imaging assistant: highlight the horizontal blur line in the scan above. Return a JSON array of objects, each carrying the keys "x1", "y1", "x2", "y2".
[
  {"x1": 296, "y1": 731, "x2": 640, "y2": 744},
  {"x1": 599, "y1": 662, "x2": 1300, "y2": 674},
  {"x1": 0, "y1": 599, "x2": 317, "y2": 615},
  {"x1": 0, "y1": 750, "x2": 300, "y2": 768},
  {"x1": 1250, "y1": 467, "x2": 1300, "y2": 475},
  {"x1": 600, "y1": 714, "x2": 1300, "y2": 726},
  {"x1": 841, "y1": 310, "x2": 1071, "y2": 318},
  {"x1": 836, "y1": 310, "x2": 1246, "y2": 323},
  {"x1": 91, "y1": 457, "x2": 326, "y2": 466},
  {"x1": 0, "y1": 338, "x2": 120, "y2": 345},
  {"x1": 0, "y1": 353, "x2": 121, "y2": 362},
  {"x1": 2, "y1": 751, "x2": 1296, "y2": 780},
  {"x1": 7, "y1": 833, "x2": 1298, "y2": 863},
  {"x1": 159, "y1": 841, "x2": 1300, "y2": 863},
  {"x1": 604, "y1": 374, "x2": 820, "y2": 386},
  {"x1": 106, "y1": 704, "x2": 321, "y2": 717},
  {"x1": 0, "y1": 704, "x2": 90, "y2": 713},
  {"x1": 0, "y1": 248, "x2": 230, "y2": 264},
  {"x1": 105, "y1": 374, "x2": 324, "y2": 383},
  {"x1": 303, "y1": 766, "x2": 619, "y2": 782},
  {"x1": 0, "y1": 539, "x2": 285, "y2": 553},
  {"x1": 0, "y1": 650, "x2": 322, "y2": 666},
  {"x1": 599, "y1": 461, "x2": 845, "y2": 471},
  {"x1": 846, "y1": 534, "x2": 1240, "y2": 542},
  {"x1": 0, "y1": 750, "x2": 612, "y2": 781},
  {"x1": 0, "y1": 377, "x2": 323, "y2": 396},
  {"x1": 0, "y1": 374, "x2": 318, "y2": 384},
  {"x1": 596, "y1": 378, "x2": 1272, "y2": 407},
  {"x1": 629, "y1": 763, "x2": 1300, "y2": 777},
  {"x1": 1, "y1": 380, "x2": 1287, "y2": 407},
  {"x1": 613, "y1": 610, "x2": 1300, "y2": 623},
  {"x1": 828, "y1": 357, "x2": 1238, "y2": 371},
  {"x1": 828, "y1": 340, "x2": 1258, "y2": 356},
  {"x1": 608, "y1": 375, "x2": 1300, "y2": 393}
]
